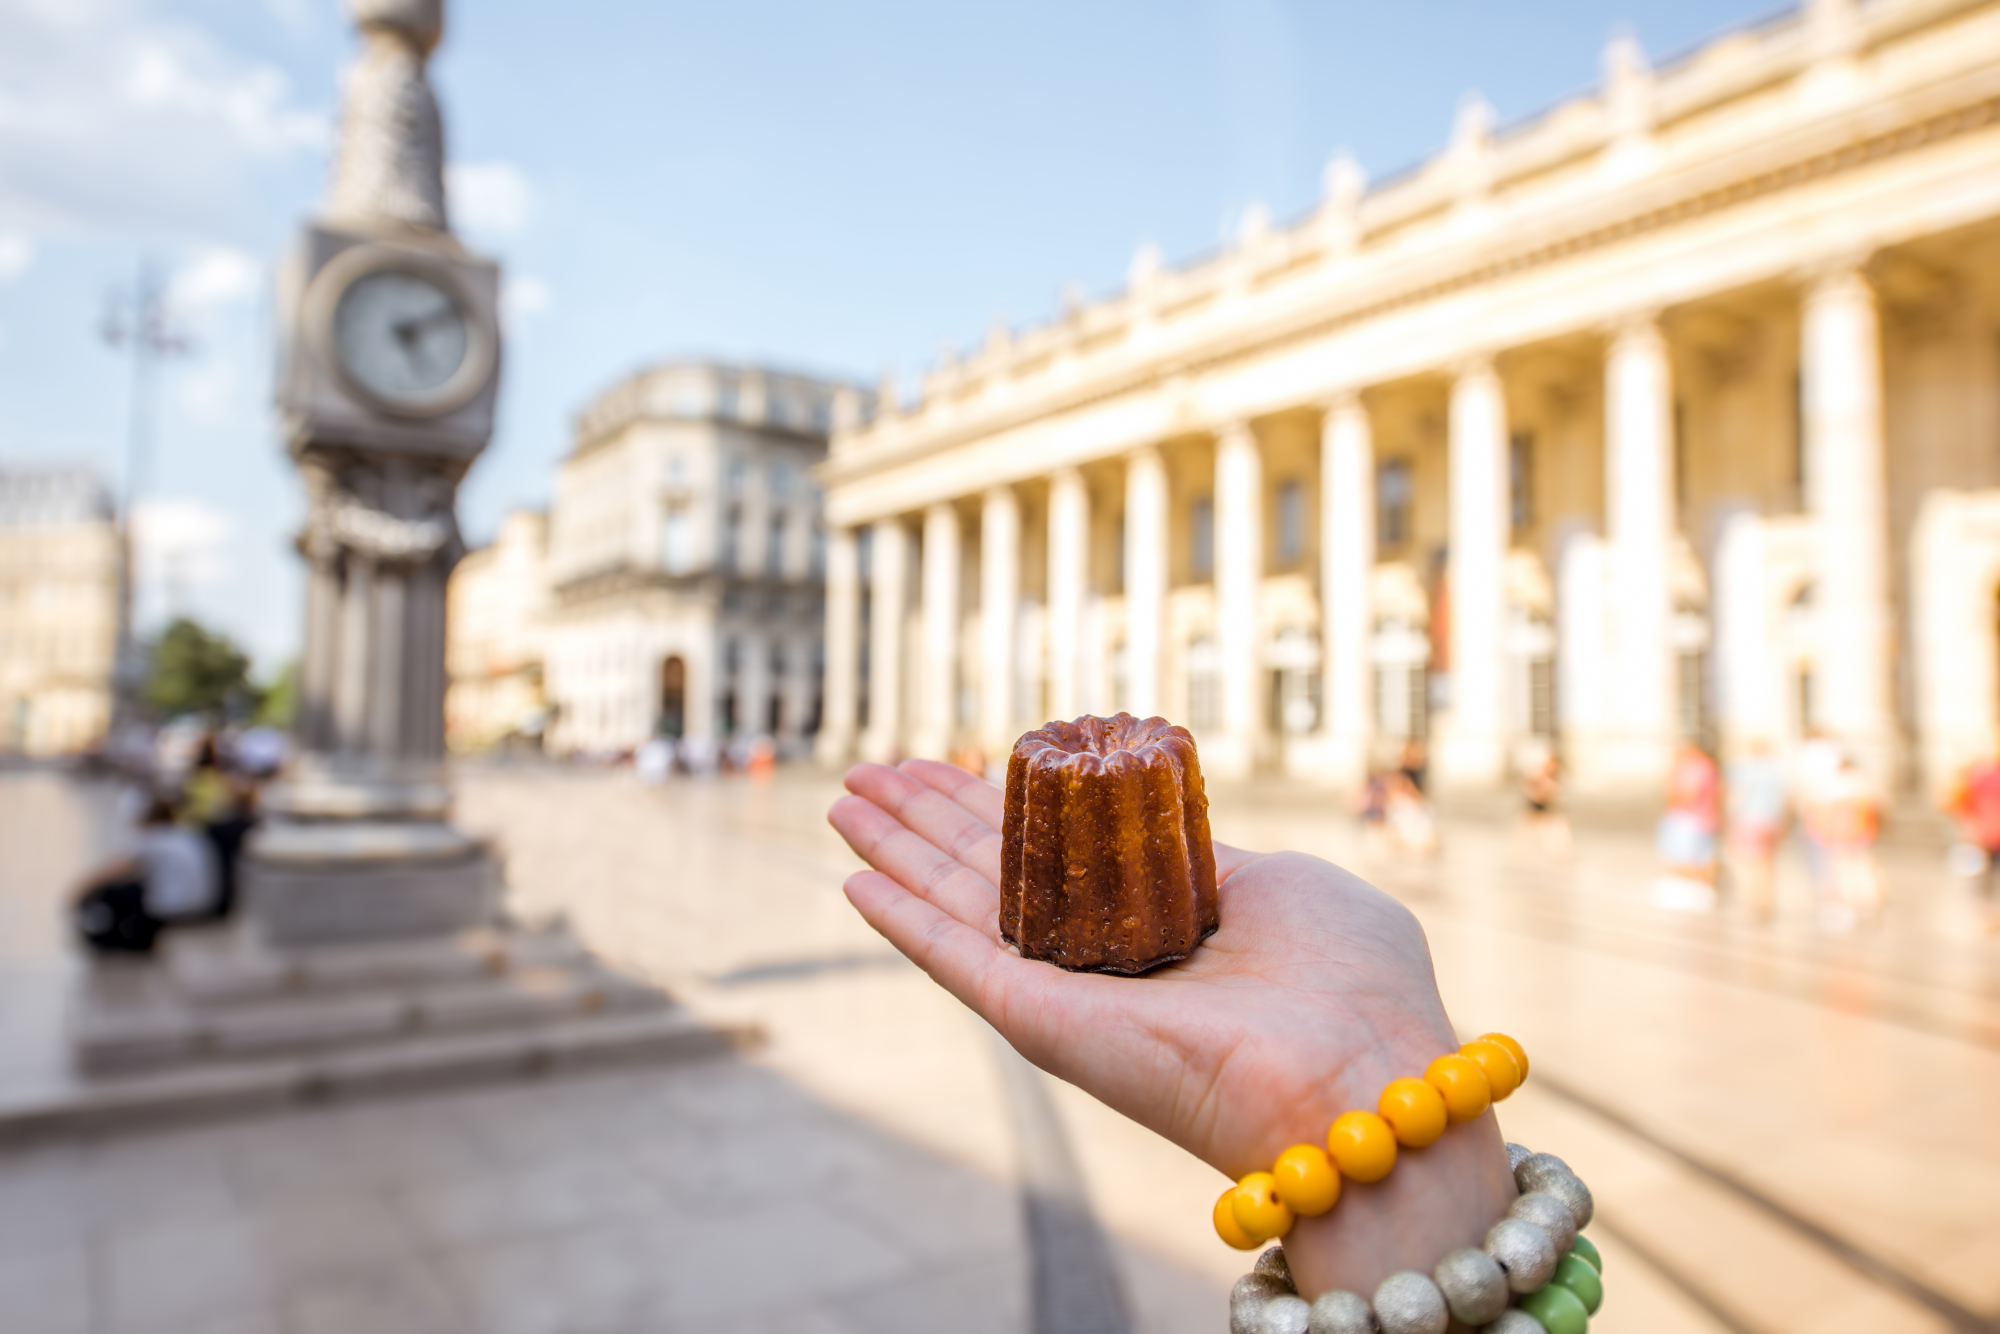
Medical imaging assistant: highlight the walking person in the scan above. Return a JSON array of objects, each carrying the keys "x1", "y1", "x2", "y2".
[
  {"x1": 1946, "y1": 755, "x2": 2000, "y2": 933},
  {"x1": 1654, "y1": 741, "x2": 1721, "y2": 910},
  {"x1": 1810, "y1": 754, "x2": 1882, "y2": 931},
  {"x1": 1725, "y1": 739, "x2": 1789, "y2": 923},
  {"x1": 1516, "y1": 744, "x2": 1571, "y2": 862}
]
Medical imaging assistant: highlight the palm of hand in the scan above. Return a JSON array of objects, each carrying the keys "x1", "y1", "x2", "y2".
[{"x1": 827, "y1": 757, "x2": 1461, "y2": 1177}]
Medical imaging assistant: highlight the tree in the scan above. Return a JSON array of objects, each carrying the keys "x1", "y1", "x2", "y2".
[{"x1": 143, "y1": 617, "x2": 256, "y2": 720}]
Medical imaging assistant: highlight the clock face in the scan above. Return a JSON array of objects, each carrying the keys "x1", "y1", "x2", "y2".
[{"x1": 330, "y1": 269, "x2": 471, "y2": 406}]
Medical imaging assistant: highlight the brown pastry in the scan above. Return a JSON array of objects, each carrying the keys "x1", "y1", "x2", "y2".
[{"x1": 1000, "y1": 713, "x2": 1219, "y2": 974}]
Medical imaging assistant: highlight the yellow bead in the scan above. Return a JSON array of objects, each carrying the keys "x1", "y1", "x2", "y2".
[
  {"x1": 1460, "y1": 1039, "x2": 1522, "y2": 1101},
  {"x1": 1213, "y1": 1186, "x2": 1261, "y2": 1250},
  {"x1": 1481, "y1": 1032, "x2": 1529, "y2": 1083},
  {"x1": 1326, "y1": 1110, "x2": 1398, "y2": 1183},
  {"x1": 1230, "y1": 1171, "x2": 1295, "y2": 1241},
  {"x1": 1425, "y1": 1053, "x2": 1493, "y2": 1123},
  {"x1": 1271, "y1": 1143, "x2": 1340, "y2": 1216},
  {"x1": 1378, "y1": 1077, "x2": 1448, "y2": 1148}
]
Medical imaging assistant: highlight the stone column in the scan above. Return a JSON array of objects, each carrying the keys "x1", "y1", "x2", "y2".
[
  {"x1": 1439, "y1": 359, "x2": 1508, "y2": 789},
  {"x1": 1602, "y1": 316, "x2": 1677, "y2": 786},
  {"x1": 1046, "y1": 468, "x2": 1089, "y2": 721},
  {"x1": 1123, "y1": 448, "x2": 1168, "y2": 719},
  {"x1": 861, "y1": 517, "x2": 909, "y2": 762},
  {"x1": 815, "y1": 525, "x2": 860, "y2": 765},
  {"x1": 980, "y1": 485, "x2": 1021, "y2": 755},
  {"x1": 1802, "y1": 263, "x2": 1895, "y2": 780},
  {"x1": 1212, "y1": 422, "x2": 1263, "y2": 780},
  {"x1": 1320, "y1": 395, "x2": 1373, "y2": 787},
  {"x1": 914, "y1": 502, "x2": 961, "y2": 760}
]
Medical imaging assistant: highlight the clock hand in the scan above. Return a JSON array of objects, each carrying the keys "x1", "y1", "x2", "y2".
[{"x1": 390, "y1": 303, "x2": 456, "y2": 373}]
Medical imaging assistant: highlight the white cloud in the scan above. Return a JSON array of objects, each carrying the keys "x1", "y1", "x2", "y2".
[
  {"x1": 501, "y1": 274, "x2": 553, "y2": 333},
  {"x1": 133, "y1": 495, "x2": 236, "y2": 630},
  {"x1": 0, "y1": 2, "x2": 328, "y2": 238},
  {"x1": 170, "y1": 246, "x2": 260, "y2": 310},
  {"x1": 447, "y1": 161, "x2": 534, "y2": 235},
  {"x1": 0, "y1": 232, "x2": 31, "y2": 281}
]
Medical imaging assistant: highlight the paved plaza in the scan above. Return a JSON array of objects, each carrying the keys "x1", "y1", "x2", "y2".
[{"x1": 3, "y1": 762, "x2": 1999, "y2": 1334}]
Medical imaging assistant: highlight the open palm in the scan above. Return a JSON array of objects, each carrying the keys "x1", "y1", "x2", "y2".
[{"x1": 828, "y1": 757, "x2": 1515, "y2": 1297}]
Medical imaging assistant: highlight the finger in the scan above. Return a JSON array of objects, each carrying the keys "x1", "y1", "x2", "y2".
[
  {"x1": 896, "y1": 758, "x2": 1006, "y2": 831},
  {"x1": 827, "y1": 793, "x2": 1001, "y2": 930},
  {"x1": 843, "y1": 868, "x2": 1017, "y2": 1019},
  {"x1": 845, "y1": 762, "x2": 1005, "y2": 885}
]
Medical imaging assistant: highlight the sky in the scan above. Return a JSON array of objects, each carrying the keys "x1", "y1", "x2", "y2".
[{"x1": 0, "y1": 0, "x2": 1768, "y2": 675}]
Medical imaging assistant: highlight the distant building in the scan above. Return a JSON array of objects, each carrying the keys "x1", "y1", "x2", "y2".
[
  {"x1": 0, "y1": 465, "x2": 119, "y2": 755},
  {"x1": 445, "y1": 509, "x2": 550, "y2": 751},
  {"x1": 539, "y1": 362, "x2": 865, "y2": 757},
  {"x1": 819, "y1": 0, "x2": 2000, "y2": 799}
]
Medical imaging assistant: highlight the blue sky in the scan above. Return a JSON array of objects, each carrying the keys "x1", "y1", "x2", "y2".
[{"x1": 0, "y1": 0, "x2": 1762, "y2": 673}]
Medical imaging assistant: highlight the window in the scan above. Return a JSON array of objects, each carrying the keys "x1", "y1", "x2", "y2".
[
  {"x1": 766, "y1": 514, "x2": 787, "y2": 577},
  {"x1": 1378, "y1": 460, "x2": 1412, "y2": 549},
  {"x1": 1191, "y1": 496, "x2": 1214, "y2": 579},
  {"x1": 811, "y1": 524, "x2": 826, "y2": 576},
  {"x1": 770, "y1": 462, "x2": 794, "y2": 499},
  {"x1": 1509, "y1": 433, "x2": 1533, "y2": 532},
  {"x1": 725, "y1": 505, "x2": 745, "y2": 572},
  {"x1": 726, "y1": 459, "x2": 747, "y2": 496},
  {"x1": 662, "y1": 508, "x2": 694, "y2": 574},
  {"x1": 1276, "y1": 479, "x2": 1305, "y2": 564},
  {"x1": 1187, "y1": 635, "x2": 1219, "y2": 731},
  {"x1": 664, "y1": 454, "x2": 688, "y2": 488}
]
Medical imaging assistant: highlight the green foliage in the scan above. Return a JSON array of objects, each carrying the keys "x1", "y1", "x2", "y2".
[
  {"x1": 255, "y1": 660, "x2": 298, "y2": 729},
  {"x1": 143, "y1": 617, "x2": 257, "y2": 720}
]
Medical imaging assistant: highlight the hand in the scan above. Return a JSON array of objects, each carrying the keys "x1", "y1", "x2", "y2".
[{"x1": 828, "y1": 758, "x2": 1516, "y2": 1298}]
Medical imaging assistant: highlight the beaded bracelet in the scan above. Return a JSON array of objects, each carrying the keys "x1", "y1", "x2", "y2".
[
  {"x1": 1214, "y1": 1032, "x2": 1530, "y2": 1249},
  {"x1": 1229, "y1": 1144, "x2": 1602, "y2": 1334}
]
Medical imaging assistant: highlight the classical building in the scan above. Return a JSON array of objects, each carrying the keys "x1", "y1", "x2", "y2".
[
  {"x1": 445, "y1": 508, "x2": 550, "y2": 750},
  {"x1": 818, "y1": 0, "x2": 2000, "y2": 798},
  {"x1": 541, "y1": 362, "x2": 864, "y2": 758},
  {"x1": 0, "y1": 465, "x2": 119, "y2": 756}
]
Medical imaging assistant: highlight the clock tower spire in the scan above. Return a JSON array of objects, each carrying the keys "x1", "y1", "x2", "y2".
[{"x1": 326, "y1": 0, "x2": 449, "y2": 235}]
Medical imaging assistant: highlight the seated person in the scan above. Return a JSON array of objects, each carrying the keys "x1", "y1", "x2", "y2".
[{"x1": 73, "y1": 794, "x2": 220, "y2": 954}]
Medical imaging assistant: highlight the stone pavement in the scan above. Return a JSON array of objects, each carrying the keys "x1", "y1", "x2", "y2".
[{"x1": 4, "y1": 761, "x2": 1999, "y2": 1334}]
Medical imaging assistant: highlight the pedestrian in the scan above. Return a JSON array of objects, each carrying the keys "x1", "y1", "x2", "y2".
[
  {"x1": 181, "y1": 733, "x2": 257, "y2": 919},
  {"x1": 1725, "y1": 739, "x2": 1789, "y2": 922},
  {"x1": 72, "y1": 793, "x2": 219, "y2": 954},
  {"x1": 1945, "y1": 755, "x2": 2000, "y2": 933},
  {"x1": 1654, "y1": 741, "x2": 1720, "y2": 910},
  {"x1": 1810, "y1": 755, "x2": 1881, "y2": 930},
  {"x1": 1517, "y1": 745, "x2": 1570, "y2": 862}
]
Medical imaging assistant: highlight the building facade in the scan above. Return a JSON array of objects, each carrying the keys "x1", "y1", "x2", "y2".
[
  {"x1": 541, "y1": 362, "x2": 863, "y2": 758},
  {"x1": 818, "y1": 0, "x2": 2000, "y2": 798},
  {"x1": 0, "y1": 465, "x2": 119, "y2": 756},
  {"x1": 445, "y1": 508, "x2": 551, "y2": 751}
]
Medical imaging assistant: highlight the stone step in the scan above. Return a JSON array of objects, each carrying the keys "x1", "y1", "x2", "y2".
[
  {"x1": 159, "y1": 924, "x2": 589, "y2": 1004},
  {"x1": 3, "y1": 1008, "x2": 756, "y2": 1140},
  {"x1": 72, "y1": 959, "x2": 669, "y2": 1074}
]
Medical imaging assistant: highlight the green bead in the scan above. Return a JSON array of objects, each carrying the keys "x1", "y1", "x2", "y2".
[
  {"x1": 1520, "y1": 1282, "x2": 1590, "y2": 1334},
  {"x1": 1553, "y1": 1254, "x2": 1604, "y2": 1314},
  {"x1": 1569, "y1": 1235, "x2": 1602, "y2": 1274}
]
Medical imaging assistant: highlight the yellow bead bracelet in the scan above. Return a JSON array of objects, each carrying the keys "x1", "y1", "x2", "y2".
[{"x1": 1214, "y1": 1032, "x2": 1529, "y2": 1249}]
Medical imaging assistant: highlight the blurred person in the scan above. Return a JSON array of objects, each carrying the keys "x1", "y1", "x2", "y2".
[
  {"x1": 181, "y1": 732, "x2": 258, "y2": 919},
  {"x1": 1397, "y1": 738, "x2": 1428, "y2": 797},
  {"x1": 746, "y1": 736, "x2": 778, "y2": 780},
  {"x1": 951, "y1": 744, "x2": 987, "y2": 776},
  {"x1": 1726, "y1": 739, "x2": 1789, "y2": 923},
  {"x1": 1794, "y1": 728, "x2": 1842, "y2": 890},
  {"x1": 678, "y1": 734, "x2": 719, "y2": 777},
  {"x1": 72, "y1": 794, "x2": 219, "y2": 953},
  {"x1": 1517, "y1": 745, "x2": 1571, "y2": 862},
  {"x1": 1384, "y1": 770, "x2": 1438, "y2": 859},
  {"x1": 1809, "y1": 755, "x2": 1882, "y2": 930},
  {"x1": 1945, "y1": 755, "x2": 2000, "y2": 932},
  {"x1": 1654, "y1": 741, "x2": 1720, "y2": 910},
  {"x1": 635, "y1": 735, "x2": 675, "y2": 785}
]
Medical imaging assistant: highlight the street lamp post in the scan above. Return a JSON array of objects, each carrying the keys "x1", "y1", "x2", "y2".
[{"x1": 100, "y1": 258, "x2": 192, "y2": 735}]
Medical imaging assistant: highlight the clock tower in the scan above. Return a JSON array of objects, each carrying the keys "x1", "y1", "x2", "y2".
[{"x1": 255, "y1": 0, "x2": 503, "y2": 943}]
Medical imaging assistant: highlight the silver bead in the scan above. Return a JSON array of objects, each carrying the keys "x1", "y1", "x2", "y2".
[
  {"x1": 1509, "y1": 1189, "x2": 1578, "y2": 1255},
  {"x1": 1232, "y1": 1274, "x2": 1290, "y2": 1334},
  {"x1": 1483, "y1": 1216, "x2": 1558, "y2": 1292},
  {"x1": 1505, "y1": 1141, "x2": 1533, "y2": 1172},
  {"x1": 1486, "y1": 1312, "x2": 1547, "y2": 1334},
  {"x1": 1255, "y1": 1246, "x2": 1294, "y2": 1290},
  {"x1": 1307, "y1": 1289, "x2": 1377, "y2": 1334},
  {"x1": 1431, "y1": 1246, "x2": 1508, "y2": 1325},
  {"x1": 1515, "y1": 1153, "x2": 1594, "y2": 1230},
  {"x1": 1371, "y1": 1271, "x2": 1448, "y2": 1334},
  {"x1": 1259, "y1": 1294, "x2": 1311, "y2": 1334}
]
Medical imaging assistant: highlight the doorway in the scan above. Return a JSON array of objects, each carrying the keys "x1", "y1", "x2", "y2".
[{"x1": 659, "y1": 656, "x2": 686, "y2": 738}]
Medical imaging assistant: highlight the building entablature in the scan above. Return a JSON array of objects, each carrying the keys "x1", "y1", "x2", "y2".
[{"x1": 823, "y1": 0, "x2": 2000, "y2": 526}]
